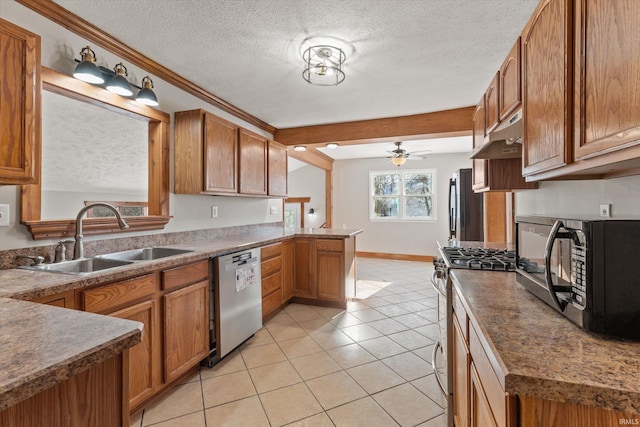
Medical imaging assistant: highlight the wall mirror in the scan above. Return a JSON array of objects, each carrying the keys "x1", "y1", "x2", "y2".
[{"x1": 21, "y1": 67, "x2": 170, "y2": 240}]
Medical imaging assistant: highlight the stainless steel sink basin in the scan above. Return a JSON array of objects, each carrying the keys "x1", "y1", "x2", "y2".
[
  {"x1": 20, "y1": 257, "x2": 133, "y2": 275},
  {"x1": 96, "y1": 247, "x2": 194, "y2": 262}
]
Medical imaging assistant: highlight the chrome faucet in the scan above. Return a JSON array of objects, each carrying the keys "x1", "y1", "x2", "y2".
[{"x1": 74, "y1": 203, "x2": 129, "y2": 259}]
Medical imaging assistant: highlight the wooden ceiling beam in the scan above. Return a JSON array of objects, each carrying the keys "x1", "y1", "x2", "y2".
[
  {"x1": 288, "y1": 148, "x2": 334, "y2": 171},
  {"x1": 274, "y1": 106, "x2": 475, "y2": 146}
]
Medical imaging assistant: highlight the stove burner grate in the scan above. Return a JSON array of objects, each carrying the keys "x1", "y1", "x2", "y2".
[{"x1": 442, "y1": 247, "x2": 516, "y2": 271}]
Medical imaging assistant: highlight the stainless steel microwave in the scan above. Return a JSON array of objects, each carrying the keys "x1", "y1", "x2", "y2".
[{"x1": 515, "y1": 216, "x2": 640, "y2": 339}]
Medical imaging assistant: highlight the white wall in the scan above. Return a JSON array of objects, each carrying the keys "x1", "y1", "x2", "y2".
[
  {"x1": 515, "y1": 175, "x2": 640, "y2": 218},
  {"x1": 333, "y1": 153, "x2": 472, "y2": 257},
  {"x1": 0, "y1": 2, "x2": 282, "y2": 250},
  {"x1": 287, "y1": 165, "x2": 326, "y2": 229}
]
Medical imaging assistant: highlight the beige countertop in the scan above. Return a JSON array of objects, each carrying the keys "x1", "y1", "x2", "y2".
[
  {"x1": 0, "y1": 227, "x2": 361, "y2": 411},
  {"x1": 450, "y1": 269, "x2": 640, "y2": 415},
  {"x1": 0, "y1": 297, "x2": 142, "y2": 411}
]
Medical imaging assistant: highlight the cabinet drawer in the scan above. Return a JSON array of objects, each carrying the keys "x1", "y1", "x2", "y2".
[
  {"x1": 262, "y1": 271, "x2": 282, "y2": 295},
  {"x1": 262, "y1": 255, "x2": 282, "y2": 277},
  {"x1": 453, "y1": 287, "x2": 468, "y2": 340},
  {"x1": 83, "y1": 274, "x2": 157, "y2": 313},
  {"x1": 162, "y1": 260, "x2": 209, "y2": 291},
  {"x1": 261, "y1": 243, "x2": 282, "y2": 260},
  {"x1": 262, "y1": 287, "x2": 283, "y2": 317},
  {"x1": 316, "y1": 239, "x2": 343, "y2": 252},
  {"x1": 469, "y1": 322, "x2": 507, "y2": 427}
]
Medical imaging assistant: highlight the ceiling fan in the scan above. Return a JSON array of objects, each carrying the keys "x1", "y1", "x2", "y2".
[{"x1": 386, "y1": 141, "x2": 430, "y2": 166}]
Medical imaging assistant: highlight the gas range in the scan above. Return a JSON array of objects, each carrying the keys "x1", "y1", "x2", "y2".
[{"x1": 438, "y1": 246, "x2": 516, "y2": 272}]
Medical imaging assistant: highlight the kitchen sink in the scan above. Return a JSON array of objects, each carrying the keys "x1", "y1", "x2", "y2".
[
  {"x1": 20, "y1": 257, "x2": 133, "y2": 275},
  {"x1": 96, "y1": 247, "x2": 194, "y2": 262}
]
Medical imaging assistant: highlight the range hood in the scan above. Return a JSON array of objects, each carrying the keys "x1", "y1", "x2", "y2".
[{"x1": 470, "y1": 109, "x2": 522, "y2": 159}]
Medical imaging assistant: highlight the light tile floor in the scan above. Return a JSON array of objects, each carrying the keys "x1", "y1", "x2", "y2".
[{"x1": 131, "y1": 258, "x2": 447, "y2": 427}]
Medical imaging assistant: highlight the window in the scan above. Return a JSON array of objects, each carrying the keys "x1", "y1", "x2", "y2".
[
  {"x1": 369, "y1": 169, "x2": 436, "y2": 221},
  {"x1": 84, "y1": 201, "x2": 149, "y2": 217}
]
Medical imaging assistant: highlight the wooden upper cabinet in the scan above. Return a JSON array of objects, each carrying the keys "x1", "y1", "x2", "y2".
[
  {"x1": 268, "y1": 140, "x2": 288, "y2": 197},
  {"x1": 0, "y1": 19, "x2": 40, "y2": 185},
  {"x1": 573, "y1": 0, "x2": 640, "y2": 160},
  {"x1": 472, "y1": 95, "x2": 486, "y2": 150},
  {"x1": 522, "y1": 0, "x2": 572, "y2": 176},
  {"x1": 174, "y1": 109, "x2": 238, "y2": 194},
  {"x1": 238, "y1": 128, "x2": 267, "y2": 195},
  {"x1": 499, "y1": 38, "x2": 521, "y2": 121},
  {"x1": 204, "y1": 112, "x2": 238, "y2": 193},
  {"x1": 485, "y1": 72, "x2": 500, "y2": 134}
]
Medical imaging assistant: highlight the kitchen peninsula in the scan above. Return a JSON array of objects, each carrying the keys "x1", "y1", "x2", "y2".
[
  {"x1": 450, "y1": 268, "x2": 640, "y2": 426},
  {"x1": 0, "y1": 226, "x2": 361, "y2": 422}
]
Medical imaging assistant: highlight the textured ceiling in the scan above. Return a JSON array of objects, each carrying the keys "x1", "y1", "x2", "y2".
[{"x1": 51, "y1": 0, "x2": 539, "y2": 131}]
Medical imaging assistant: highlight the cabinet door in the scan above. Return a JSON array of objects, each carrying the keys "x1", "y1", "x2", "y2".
[
  {"x1": 485, "y1": 72, "x2": 500, "y2": 134},
  {"x1": 30, "y1": 290, "x2": 75, "y2": 309},
  {"x1": 293, "y1": 239, "x2": 315, "y2": 298},
  {"x1": 163, "y1": 280, "x2": 209, "y2": 383},
  {"x1": 470, "y1": 362, "x2": 498, "y2": 427},
  {"x1": 239, "y1": 128, "x2": 268, "y2": 195},
  {"x1": 268, "y1": 140, "x2": 288, "y2": 197},
  {"x1": 282, "y1": 239, "x2": 294, "y2": 301},
  {"x1": 316, "y1": 250, "x2": 344, "y2": 302},
  {"x1": 499, "y1": 38, "x2": 521, "y2": 121},
  {"x1": 472, "y1": 96, "x2": 486, "y2": 150},
  {"x1": 204, "y1": 112, "x2": 238, "y2": 193},
  {"x1": 453, "y1": 315, "x2": 470, "y2": 427},
  {"x1": 109, "y1": 299, "x2": 158, "y2": 409},
  {"x1": 522, "y1": 0, "x2": 572, "y2": 176},
  {"x1": 573, "y1": 0, "x2": 640, "y2": 160},
  {"x1": 0, "y1": 19, "x2": 40, "y2": 185}
]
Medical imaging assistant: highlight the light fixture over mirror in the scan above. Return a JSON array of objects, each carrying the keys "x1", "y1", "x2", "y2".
[
  {"x1": 73, "y1": 46, "x2": 104, "y2": 84},
  {"x1": 302, "y1": 45, "x2": 346, "y2": 86},
  {"x1": 72, "y1": 46, "x2": 160, "y2": 106}
]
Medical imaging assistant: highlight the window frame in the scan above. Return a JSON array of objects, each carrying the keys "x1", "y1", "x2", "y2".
[{"x1": 369, "y1": 168, "x2": 437, "y2": 222}]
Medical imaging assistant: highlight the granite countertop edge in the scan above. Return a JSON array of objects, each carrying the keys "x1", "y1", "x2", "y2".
[
  {"x1": 0, "y1": 299, "x2": 142, "y2": 411},
  {"x1": 450, "y1": 269, "x2": 640, "y2": 416}
]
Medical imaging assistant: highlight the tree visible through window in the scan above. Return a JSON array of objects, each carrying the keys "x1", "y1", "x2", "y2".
[{"x1": 370, "y1": 169, "x2": 436, "y2": 220}]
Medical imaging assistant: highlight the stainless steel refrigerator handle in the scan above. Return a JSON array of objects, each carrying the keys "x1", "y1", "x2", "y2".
[
  {"x1": 431, "y1": 341, "x2": 447, "y2": 396},
  {"x1": 430, "y1": 270, "x2": 447, "y2": 297},
  {"x1": 448, "y1": 179, "x2": 456, "y2": 239},
  {"x1": 544, "y1": 220, "x2": 568, "y2": 312}
]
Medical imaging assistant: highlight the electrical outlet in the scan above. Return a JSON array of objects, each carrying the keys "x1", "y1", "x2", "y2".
[
  {"x1": 270, "y1": 205, "x2": 278, "y2": 215},
  {"x1": 211, "y1": 206, "x2": 218, "y2": 218},
  {"x1": 0, "y1": 204, "x2": 9, "y2": 226},
  {"x1": 600, "y1": 204, "x2": 611, "y2": 218}
]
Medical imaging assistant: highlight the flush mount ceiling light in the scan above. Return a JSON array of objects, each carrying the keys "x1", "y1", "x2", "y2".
[
  {"x1": 326, "y1": 143, "x2": 339, "y2": 149},
  {"x1": 73, "y1": 46, "x2": 105, "y2": 84},
  {"x1": 302, "y1": 45, "x2": 346, "y2": 86},
  {"x1": 293, "y1": 145, "x2": 307, "y2": 151},
  {"x1": 106, "y1": 63, "x2": 133, "y2": 96}
]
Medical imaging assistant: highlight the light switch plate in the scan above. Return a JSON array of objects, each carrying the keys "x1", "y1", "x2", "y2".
[
  {"x1": 599, "y1": 204, "x2": 611, "y2": 218},
  {"x1": 211, "y1": 206, "x2": 218, "y2": 218},
  {"x1": 270, "y1": 205, "x2": 278, "y2": 215},
  {"x1": 0, "y1": 204, "x2": 10, "y2": 226}
]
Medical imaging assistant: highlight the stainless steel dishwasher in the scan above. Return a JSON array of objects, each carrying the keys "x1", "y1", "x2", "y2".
[{"x1": 213, "y1": 248, "x2": 262, "y2": 360}]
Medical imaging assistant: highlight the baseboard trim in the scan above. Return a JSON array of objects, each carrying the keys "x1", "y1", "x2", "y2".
[{"x1": 356, "y1": 252, "x2": 433, "y2": 262}]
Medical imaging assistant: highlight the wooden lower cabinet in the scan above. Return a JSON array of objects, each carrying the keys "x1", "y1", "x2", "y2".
[
  {"x1": 470, "y1": 362, "x2": 498, "y2": 427},
  {"x1": 316, "y1": 240, "x2": 345, "y2": 302},
  {"x1": 0, "y1": 351, "x2": 129, "y2": 427},
  {"x1": 109, "y1": 299, "x2": 158, "y2": 409},
  {"x1": 77, "y1": 259, "x2": 210, "y2": 413},
  {"x1": 282, "y1": 239, "x2": 294, "y2": 300},
  {"x1": 163, "y1": 280, "x2": 209, "y2": 383},
  {"x1": 29, "y1": 289, "x2": 75, "y2": 309},
  {"x1": 293, "y1": 239, "x2": 315, "y2": 298},
  {"x1": 453, "y1": 313, "x2": 470, "y2": 427},
  {"x1": 261, "y1": 242, "x2": 284, "y2": 320}
]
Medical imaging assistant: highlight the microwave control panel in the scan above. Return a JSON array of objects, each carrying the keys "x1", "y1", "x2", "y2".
[{"x1": 571, "y1": 245, "x2": 587, "y2": 307}]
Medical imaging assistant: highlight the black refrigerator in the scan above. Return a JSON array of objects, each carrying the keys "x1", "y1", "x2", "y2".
[{"x1": 448, "y1": 168, "x2": 484, "y2": 241}]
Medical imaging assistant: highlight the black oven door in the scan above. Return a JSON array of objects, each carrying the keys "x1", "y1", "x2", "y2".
[{"x1": 516, "y1": 219, "x2": 584, "y2": 312}]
